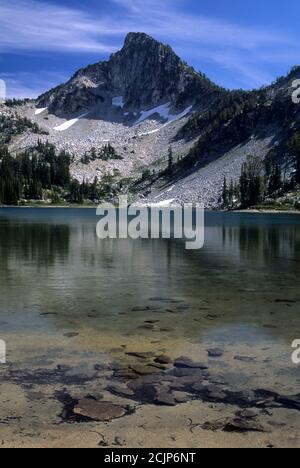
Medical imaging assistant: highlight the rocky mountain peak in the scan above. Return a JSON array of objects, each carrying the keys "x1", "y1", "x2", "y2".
[
  {"x1": 37, "y1": 33, "x2": 221, "y2": 118},
  {"x1": 108, "y1": 33, "x2": 198, "y2": 110},
  {"x1": 111, "y1": 32, "x2": 174, "y2": 63},
  {"x1": 123, "y1": 32, "x2": 158, "y2": 48}
]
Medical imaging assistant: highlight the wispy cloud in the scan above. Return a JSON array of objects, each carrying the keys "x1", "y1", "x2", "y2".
[
  {"x1": 0, "y1": 0, "x2": 299, "y2": 91},
  {"x1": 210, "y1": 52, "x2": 274, "y2": 88},
  {"x1": 110, "y1": 0, "x2": 299, "y2": 88},
  {"x1": 0, "y1": 0, "x2": 292, "y2": 54},
  {"x1": 112, "y1": 0, "x2": 288, "y2": 49},
  {"x1": 0, "y1": 0, "x2": 119, "y2": 53}
]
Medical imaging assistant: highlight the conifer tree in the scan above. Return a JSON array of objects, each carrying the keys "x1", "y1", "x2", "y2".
[
  {"x1": 168, "y1": 147, "x2": 174, "y2": 175},
  {"x1": 222, "y1": 176, "x2": 228, "y2": 208}
]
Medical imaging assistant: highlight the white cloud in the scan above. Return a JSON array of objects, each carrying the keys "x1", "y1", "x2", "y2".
[
  {"x1": 0, "y1": 0, "x2": 119, "y2": 53},
  {"x1": 0, "y1": 0, "x2": 293, "y2": 54},
  {"x1": 111, "y1": 0, "x2": 291, "y2": 49},
  {"x1": 0, "y1": 0, "x2": 299, "y2": 89},
  {"x1": 110, "y1": 0, "x2": 299, "y2": 88}
]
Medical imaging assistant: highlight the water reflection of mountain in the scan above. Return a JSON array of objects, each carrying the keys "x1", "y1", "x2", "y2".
[
  {"x1": 1, "y1": 209, "x2": 300, "y2": 294},
  {"x1": 0, "y1": 209, "x2": 299, "y2": 345}
]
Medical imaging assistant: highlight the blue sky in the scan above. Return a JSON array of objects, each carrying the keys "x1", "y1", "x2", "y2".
[{"x1": 1, "y1": 0, "x2": 300, "y2": 98}]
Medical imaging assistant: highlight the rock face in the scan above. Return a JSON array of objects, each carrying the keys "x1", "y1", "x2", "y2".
[
  {"x1": 108, "y1": 33, "x2": 216, "y2": 110},
  {"x1": 37, "y1": 32, "x2": 221, "y2": 117}
]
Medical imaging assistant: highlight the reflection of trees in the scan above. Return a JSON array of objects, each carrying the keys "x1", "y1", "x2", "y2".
[
  {"x1": 0, "y1": 211, "x2": 298, "y2": 350},
  {"x1": 0, "y1": 219, "x2": 70, "y2": 271},
  {"x1": 220, "y1": 222, "x2": 300, "y2": 268}
]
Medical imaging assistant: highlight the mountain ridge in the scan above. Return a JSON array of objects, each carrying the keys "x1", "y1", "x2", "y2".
[
  {"x1": 37, "y1": 32, "x2": 224, "y2": 118},
  {"x1": 1, "y1": 32, "x2": 300, "y2": 208}
]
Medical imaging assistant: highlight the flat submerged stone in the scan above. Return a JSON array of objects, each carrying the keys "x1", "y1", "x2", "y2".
[
  {"x1": 126, "y1": 351, "x2": 157, "y2": 359},
  {"x1": 155, "y1": 355, "x2": 172, "y2": 365},
  {"x1": 207, "y1": 348, "x2": 224, "y2": 358},
  {"x1": 73, "y1": 399, "x2": 126, "y2": 422},
  {"x1": 174, "y1": 356, "x2": 208, "y2": 369}
]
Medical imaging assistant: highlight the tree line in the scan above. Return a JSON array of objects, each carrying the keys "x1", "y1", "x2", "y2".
[
  {"x1": 0, "y1": 141, "x2": 119, "y2": 205},
  {"x1": 222, "y1": 131, "x2": 300, "y2": 209},
  {"x1": 0, "y1": 113, "x2": 48, "y2": 146},
  {"x1": 81, "y1": 143, "x2": 123, "y2": 164}
]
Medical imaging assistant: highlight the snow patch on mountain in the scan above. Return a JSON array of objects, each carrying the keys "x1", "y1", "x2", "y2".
[
  {"x1": 54, "y1": 112, "x2": 89, "y2": 132},
  {"x1": 35, "y1": 107, "x2": 48, "y2": 115},
  {"x1": 137, "y1": 105, "x2": 193, "y2": 136},
  {"x1": 135, "y1": 103, "x2": 193, "y2": 126},
  {"x1": 168, "y1": 105, "x2": 194, "y2": 123},
  {"x1": 135, "y1": 103, "x2": 171, "y2": 124}
]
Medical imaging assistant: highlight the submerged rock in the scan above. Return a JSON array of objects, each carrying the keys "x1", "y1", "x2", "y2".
[
  {"x1": 234, "y1": 356, "x2": 256, "y2": 363},
  {"x1": 154, "y1": 387, "x2": 177, "y2": 406},
  {"x1": 132, "y1": 306, "x2": 162, "y2": 312},
  {"x1": 222, "y1": 418, "x2": 266, "y2": 433},
  {"x1": 105, "y1": 351, "x2": 300, "y2": 416},
  {"x1": 126, "y1": 351, "x2": 157, "y2": 359},
  {"x1": 149, "y1": 298, "x2": 183, "y2": 304},
  {"x1": 236, "y1": 409, "x2": 260, "y2": 420},
  {"x1": 56, "y1": 392, "x2": 131, "y2": 423},
  {"x1": 65, "y1": 366, "x2": 97, "y2": 380},
  {"x1": 207, "y1": 348, "x2": 224, "y2": 358},
  {"x1": 201, "y1": 417, "x2": 266, "y2": 433},
  {"x1": 114, "y1": 436, "x2": 126, "y2": 447},
  {"x1": 130, "y1": 364, "x2": 162, "y2": 376},
  {"x1": 275, "y1": 299, "x2": 297, "y2": 304},
  {"x1": 276, "y1": 394, "x2": 300, "y2": 411},
  {"x1": 155, "y1": 355, "x2": 172, "y2": 365},
  {"x1": 137, "y1": 324, "x2": 155, "y2": 330},
  {"x1": 73, "y1": 398, "x2": 127, "y2": 422},
  {"x1": 114, "y1": 369, "x2": 139, "y2": 380},
  {"x1": 107, "y1": 385, "x2": 135, "y2": 399},
  {"x1": 128, "y1": 381, "x2": 177, "y2": 406},
  {"x1": 63, "y1": 332, "x2": 79, "y2": 338},
  {"x1": 174, "y1": 356, "x2": 208, "y2": 369}
]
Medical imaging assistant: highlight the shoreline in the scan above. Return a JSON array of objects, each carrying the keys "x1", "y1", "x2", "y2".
[
  {"x1": 0, "y1": 205, "x2": 300, "y2": 214},
  {"x1": 0, "y1": 204, "x2": 97, "y2": 209},
  {"x1": 234, "y1": 209, "x2": 300, "y2": 215}
]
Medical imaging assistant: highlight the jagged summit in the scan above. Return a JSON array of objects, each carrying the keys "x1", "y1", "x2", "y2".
[
  {"x1": 37, "y1": 32, "x2": 222, "y2": 118},
  {"x1": 119, "y1": 32, "x2": 177, "y2": 58},
  {"x1": 123, "y1": 32, "x2": 160, "y2": 47}
]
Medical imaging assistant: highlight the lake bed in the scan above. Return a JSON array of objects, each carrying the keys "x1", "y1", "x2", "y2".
[{"x1": 0, "y1": 208, "x2": 299, "y2": 447}]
